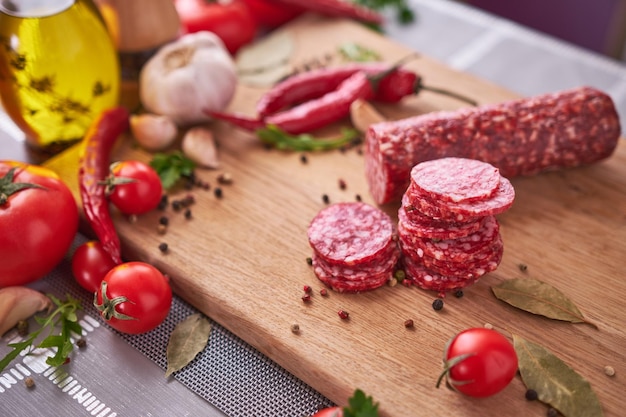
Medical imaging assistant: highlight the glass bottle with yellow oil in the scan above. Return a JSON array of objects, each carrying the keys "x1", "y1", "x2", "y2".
[{"x1": 0, "y1": 0, "x2": 120, "y2": 154}]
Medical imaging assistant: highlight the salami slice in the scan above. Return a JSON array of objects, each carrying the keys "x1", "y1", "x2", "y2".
[
  {"x1": 409, "y1": 157, "x2": 501, "y2": 203},
  {"x1": 399, "y1": 195, "x2": 484, "y2": 240},
  {"x1": 313, "y1": 240, "x2": 400, "y2": 280},
  {"x1": 307, "y1": 202, "x2": 400, "y2": 293},
  {"x1": 406, "y1": 235, "x2": 504, "y2": 279},
  {"x1": 312, "y1": 255, "x2": 395, "y2": 293},
  {"x1": 307, "y1": 202, "x2": 395, "y2": 266},
  {"x1": 404, "y1": 177, "x2": 514, "y2": 222},
  {"x1": 402, "y1": 255, "x2": 480, "y2": 292},
  {"x1": 365, "y1": 86, "x2": 621, "y2": 204},
  {"x1": 399, "y1": 215, "x2": 500, "y2": 262}
]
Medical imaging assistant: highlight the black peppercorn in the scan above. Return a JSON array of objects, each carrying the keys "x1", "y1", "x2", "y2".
[
  {"x1": 525, "y1": 389, "x2": 538, "y2": 401},
  {"x1": 547, "y1": 408, "x2": 559, "y2": 417},
  {"x1": 454, "y1": 289, "x2": 464, "y2": 298},
  {"x1": 158, "y1": 243, "x2": 169, "y2": 253},
  {"x1": 322, "y1": 194, "x2": 330, "y2": 204},
  {"x1": 432, "y1": 298, "x2": 444, "y2": 311},
  {"x1": 214, "y1": 187, "x2": 223, "y2": 199}
]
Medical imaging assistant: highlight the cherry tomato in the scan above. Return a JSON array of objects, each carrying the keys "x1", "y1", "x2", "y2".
[
  {"x1": 439, "y1": 328, "x2": 518, "y2": 398},
  {"x1": 108, "y1": 160, "x2": 163, "y2": 215},
  {"x1": 0, "y1": 161, "x2": 79, "y2": 287},
  {"x1": 311, "y1": 407, "x2": 342, "y2": 417},
  {"x1": 71, "y1": 241, "x2": 117, "y2": 293},
  {"x1": 174, "y1": 0, "x2": 258, "y2": 54},
  {"x1": 94, "y1": 262, "x2": 172, "y2": 334},
  {"x1": 239, "y1": 0, "x2": 303, "y2": 28}
]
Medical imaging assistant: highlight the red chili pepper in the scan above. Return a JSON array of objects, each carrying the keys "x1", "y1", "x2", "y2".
[
  {"x1": 78, "y1": 107, "x2": 130, "y2": 265},
  {"x1": 206, "y1": 110, "x2": 265, "y2": 131},
  {"x1": 210, "y1": 71, "x2": 374, "y2": 134},
  {"x1": 266, "y1": 0, "x2": 383, "y2": 24},
  {"x1": 264, "y1": 71, "x2": 373, "y2": 134},
  {"x1": 256, "y1": 63, "x2": 391, "y2": 117},
  {"x1": 256, "y1": 63, "x2": 477, "y2": 118}
]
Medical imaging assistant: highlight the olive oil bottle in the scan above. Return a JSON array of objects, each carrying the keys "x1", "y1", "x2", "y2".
[{"x1": 0, "y1": 0, "x2": 120, "y2": 154}]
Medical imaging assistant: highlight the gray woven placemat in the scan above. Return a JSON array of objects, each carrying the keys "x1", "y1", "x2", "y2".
[{"x1": 43, "y1": 234, "x2": 334, "y2": 417}]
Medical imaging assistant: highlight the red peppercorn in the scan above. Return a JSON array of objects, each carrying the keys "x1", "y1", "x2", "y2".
[
  {"x1": 338, "y1": 309, "x2": 349, "y2": 320},
  {"x1": 319, "y1": 288, "x2": 328, "y2": 297},
  {"x1": 301, "y1": 294, "x2": 311, "y2": 302},
  {"x1": 303, "y1": 285, "x2": 312, "y2": 293}
]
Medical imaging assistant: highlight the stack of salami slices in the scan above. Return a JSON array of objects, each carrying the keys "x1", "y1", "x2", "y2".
[
  {"x1": 398, "y1": 157, "x2": 515, "y2": 294},
  {"x1": 307, "y1": 202, "x2": 400, "y2": 293}
]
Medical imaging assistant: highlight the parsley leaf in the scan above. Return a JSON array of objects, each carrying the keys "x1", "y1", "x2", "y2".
[
  {"x1": 149, "y1": 151, "x2": 196, "y2": 189},
  {"x1": 343, "y1": 389, "x2": 380, "y2": 417},
  {"x1": 0, "y1": 294, "x2": 83, "y2": 372}
]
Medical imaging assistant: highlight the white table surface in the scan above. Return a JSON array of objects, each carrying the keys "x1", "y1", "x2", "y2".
[{"x1": 2, "y1": 1, "x2": 625, "y2": 416}]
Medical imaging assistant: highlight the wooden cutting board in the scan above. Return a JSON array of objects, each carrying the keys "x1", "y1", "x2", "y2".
[{"x1": 45, "y1": 15, "x2": 625, "y2": 417}]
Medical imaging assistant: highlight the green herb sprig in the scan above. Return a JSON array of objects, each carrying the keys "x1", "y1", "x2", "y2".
[
  {"x1": 0, "y1": 294, "x2": 83, "y2": 373},
  {"x1": 354, "y1": 0, "x2": 415, "y2": 25},
  {"x1": 344, "y1": 389, "x2": 379, "y2": 417},
  {"x1": 257, "y1": 125, "x2": 361, "y2": 152},
  {"x1": 150, "y1": 151, "x2": 196, "y2": 189}
]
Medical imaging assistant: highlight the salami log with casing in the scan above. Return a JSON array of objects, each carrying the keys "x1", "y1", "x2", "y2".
[{"x1": 365, "y1": 86, "x2": 621, "y2": 205}]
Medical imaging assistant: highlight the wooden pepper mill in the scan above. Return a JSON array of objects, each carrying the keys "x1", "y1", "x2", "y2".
[{"x1": 94, "y1": 0, "x2": 181, "y2": 109}]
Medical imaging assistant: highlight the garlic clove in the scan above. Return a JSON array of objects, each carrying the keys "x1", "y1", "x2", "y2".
[
  {"x1": 0, "y1": 286, "x2": 52, "y2": 336},
  {"x1": 349, "y1": 98, "x2": 387, "y2": 133},
  {"x1": 130, "y1": 113, "x2": 179, "y2": 152},
  {"x1": 181, "y1": 126, "x2": 220, "y2": 169}
]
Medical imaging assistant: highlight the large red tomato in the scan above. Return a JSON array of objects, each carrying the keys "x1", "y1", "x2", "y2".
[
  {"x1": 0, "y1": 161, "x2": 79, "y2": 287},
  {"x1": 239, "y1": 0, "x2": 303, "y2": 28},
  {"x1": 174, "y1": 0, "x2": 258, "y2": 54}
]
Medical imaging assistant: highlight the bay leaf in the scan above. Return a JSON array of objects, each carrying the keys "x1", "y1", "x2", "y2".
[
  {"x1": 235, "y1": 30, "x2": 294, "y2": 87},
  {"x1": 513, "y1": 334, "x2": 604, "y2": 417},
  {"x1": 165, "y1": 313, "x2": 212, "y2": 377},
  {"x1": 491, "y1": 278, "x2": 596, "y2": 327}
]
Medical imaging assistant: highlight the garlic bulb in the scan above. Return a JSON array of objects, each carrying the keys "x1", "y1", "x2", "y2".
[{"x1": 139, "y1": 31, "x2": 237, "y2": 125}]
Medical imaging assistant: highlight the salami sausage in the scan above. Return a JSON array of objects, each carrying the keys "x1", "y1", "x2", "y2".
[{"x1": 365, "y1": 86, "x2": 621, "y2": 205}]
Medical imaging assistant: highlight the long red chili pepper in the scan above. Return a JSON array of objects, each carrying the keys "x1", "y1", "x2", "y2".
[
  {"x1": 78, "y1": 107, "x2": 130, "y2": 265},
  {"x1": 206, "y1": 110, "x2": 265, "y2": 131},
  {"x1": 256, "y1": 63, "x2": 391, "y2": 117},
  {"x1": 267, "y1": 0, "x2": 383, "y2": 24},
  {"x1": 264, "y1": 71, "x2": 373, "y2": 134},
  {"x1": 256, "y1": 63, "x2": 477, "y2": 118},
  {"x1": 209, "y1": 72, "x2": 373, "y2": 134}
]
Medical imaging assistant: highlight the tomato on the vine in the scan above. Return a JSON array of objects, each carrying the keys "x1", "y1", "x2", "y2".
[
  {"x1": 174, "y1": 0, "x2": 258, "y2": 54},
  {"x1": 94, "y1": 262, "x2": 172, "y2": 334},
  {"x1": 71, "y1": 241, "x2": 117, "y2": 293},
  {"x1": 108, "y1": 160, "x2": 162, "y2": 215},
  {"x1": 0, "y1": 161, "x2": 79, "y2": 287},
  {"x1": 438, "y1": 328, "x2": 518, "y2": 398}
]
